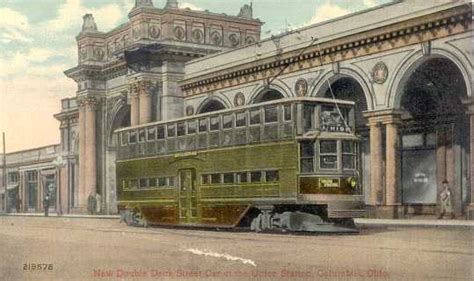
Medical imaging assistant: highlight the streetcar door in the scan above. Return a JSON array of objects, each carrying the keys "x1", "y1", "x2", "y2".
[{"x1": 178, "y1": 169, "x2": 198, "y2": 223}]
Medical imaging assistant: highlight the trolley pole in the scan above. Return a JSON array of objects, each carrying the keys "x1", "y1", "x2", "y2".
[{"x1": 2, "y1": 133, "x2": 7, "y2": 213}]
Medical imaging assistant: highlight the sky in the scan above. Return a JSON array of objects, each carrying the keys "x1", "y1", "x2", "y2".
[{"x1": 0, "y1": 0, "x2": 390, "y2": 153}]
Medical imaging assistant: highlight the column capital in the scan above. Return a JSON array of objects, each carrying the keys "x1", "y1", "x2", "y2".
[
  {"x1": 363, "y1": 109, "x2": 405, "y2": 125},
  {"x1": 78, "y1": 96, "x2": 99, "y2": 110},
  {"x1": 129, "y1": 79, "x2": 155, "y2": 97}
]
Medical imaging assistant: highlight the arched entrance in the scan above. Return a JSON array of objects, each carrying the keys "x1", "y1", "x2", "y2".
[
  {"x1": 197, "y1": 99, "x2": 226, "y2": 114},
  {"x1": 252, "y1": 88, "x2": 284, "y2": 103},
  {"x1": 397, "y1": 57, "x2": 469, "y2": 216}
]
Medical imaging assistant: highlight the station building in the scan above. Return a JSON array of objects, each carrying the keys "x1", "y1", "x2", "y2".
[{"x1": 2, "y1": 0, "x2": 472, "y2": 219}]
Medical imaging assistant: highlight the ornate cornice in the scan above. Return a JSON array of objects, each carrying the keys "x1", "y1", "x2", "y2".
[
  {"x1": 181, "y1": 5, "x2": 472, "y2": 97},
  {"x1": 129, "y1": 80, "x2": 155, "y2": 96}
]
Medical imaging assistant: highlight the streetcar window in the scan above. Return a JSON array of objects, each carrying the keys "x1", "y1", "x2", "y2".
[
  {"x1": 250, "y1": 109, "x2": 261, "y2": 125},
  {"x1": 303, "y1": 104, "x2": 314, "y2": 131},
  {"x1": 283, "y1": 105, "x2": 292, "y2": 121},
  {"x1": 139, "y1": 129, "x2": 146, "y2": 142},
  {"x1": 223, "y1": 173, "x2": 234, "y2": 184},
  {"x1": 237, "y1": 172, "x2": 248, "y2": 183},
  {"x1": 149, "y1": 178, "x2": 157, "y2": 187},
  {"x1": 129, "y1": 131, "x2": 137, "y2": 144},
  {"x1": 167, "y1": 124, "x2": 176, "y2": 138},
  {"x1": 121, "y1": 132, "x2": 129, "y2": 146},
  {"x1": 201, "y1": 175, "x2": 210, "y2": 185},
  {"x1": 147, "y1": 127, "x2": 156, "y2": 141},
  {"x1": 122, "y1": 180, "x2": 128, "y2": 189},
  {"x1": 342, "y1": 141, "x2": 356, "y2": 170},
  {"x1": 157, "y1": 125, "x2": 165, "y2": 139},
  {"x1": 211, "y1": 174, "x2": 221, "y2": 184},
  {"x1": 300, "y1": 142, "x2": 314, "y2": 173},
  {"x1": 177, "y1": 122, "x2": 186, "y2": 136},
  {"x1": 199, "y1": 119, "x2": 208, "y2": 132},
  {"x1": 250, "y1": 171, "x2": 262, "y2": 182},
  {"x1": 265, "y1": 171, "x2": 279, "y2": 182},
  {"x1": 235, "y1": 112, "x2": 247, "y2": 127},
  {"x1": 130, "y1": 179, "x2": 138, "y2": 189},
  {"x1": 168, "y1": 177, "x2": 175, "y2": 187},
  {"x1": 319, "y1": 140, "x2": 338, "y2": 169},
  {"x1": 187, "y1": 120, "x2": 197, "y2": 134},
  {"x1": 264, "y1": 106, "x2": 278, "y2": 123},
  {"x1": 158, "y1": 177, "x2": 167, "y2": 187},
  {"x1": 210, "y1": 116, "x2": 220, "y2": 131},
  {"x1": 139, "y1": 178, "x2": 148, "y2": 189},
  {"x1": 223, "y1": 114, "x2": 233, "y2": 129}
]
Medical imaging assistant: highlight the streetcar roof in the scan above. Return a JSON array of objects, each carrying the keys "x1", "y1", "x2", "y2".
[{"x1": 115, "y1": 97, "x2": 355, "y2": 133}]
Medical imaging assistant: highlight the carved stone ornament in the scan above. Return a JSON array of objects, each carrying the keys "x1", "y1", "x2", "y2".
[
  {"x1": 234, "y1": 92, "x2": 246, "y2": 106},
  {"x1": 94, "y1": 48, "x2": 105, "y2": 61},
  {"x1": 174, "y1": 26, "x2": 186, "y2": 41},
  {"x1": 295, "y1": 78, "x2": 308, "y2": 97},
  {"x1": 186, "y1": 105, "x2": 194, "y2": 116},
  {"x1": 107, "y1": 43, "x2": 114, "y2": 58},
  {"x1": 245, "y1": 36, "x2": 256, "y2": 45},
  {"x1": 135, "y1": 0, "x2": 154, "y2": 8},
  {"x1": 211, "y1": 31, "x2": 222, "y2": 45},
  {"x1": 149, "y1": 25, "x2": 161, "y2": 39},
  {"x1": 238, "y1": 3, "x2": 253, "y2": 19},
  {"x1": 372, "y1": 61, "x2": 389, "y2": 84},
  {"x1": 82, "y1": 14, "x2": 97, "y2": 32},
  {"x1": 192, "y1": 29, "x2": 204, "y2": 43},
  {"x1": 80, "y1": 48, "x2": 87, "y2": 60},
  {"x1": 229, "y1": 33, "x2": 240, "y2": 47},
  {"x1": 133, "y1": 28, "x2": 140, "y2": 40}
]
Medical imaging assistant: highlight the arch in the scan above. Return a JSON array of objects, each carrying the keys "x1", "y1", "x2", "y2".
[
  {"x1": 310, "y1": 68, "x2": 375, "y2": 111},
  {"x1": 388, "y1": 48, "x2": 472, "y2": 109},
  {"x1": 196, "y1": 95, "x2": 230, "y2": 114},
  {"x1": 107, "y1": 97, "x2": 131, "y2": 147},
  {"x1": 249, "y1": 81, "x2": 291, "y2": 104}
]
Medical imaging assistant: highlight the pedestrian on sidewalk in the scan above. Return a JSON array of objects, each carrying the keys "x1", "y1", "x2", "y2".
[
  {"x1": 438, "y1": 180, "x2": 455, "y2": 219},
  {"x1": 87, "y1": 192, "x2": 97, "y2": 215},
  {"x1": 43, "y1": 193, "x2": 50, "y2": 217}
]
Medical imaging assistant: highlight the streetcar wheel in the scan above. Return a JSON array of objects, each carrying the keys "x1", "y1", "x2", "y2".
[{"x1": 131, "y1": 209, "x2": 148, "y2": 227}]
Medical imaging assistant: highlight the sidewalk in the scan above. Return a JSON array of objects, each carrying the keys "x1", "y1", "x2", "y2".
[
  {"x1": 0, "y1": 212, "x2": 120, "y2": 219},
  {"x1": 355, "y1": 218, "x2": 474, "y2": 228}
]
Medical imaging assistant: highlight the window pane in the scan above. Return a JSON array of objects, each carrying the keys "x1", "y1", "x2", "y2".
[
  {"x1": 342, "y1": 141, "x2": 354, "y2": 153},
  {"x1": 199, "y1": 119, "x2": 208, "y2": 132},
  {"x1": 167, "y1": 124, "x2": 176, "y2": 138},
  {"x1": 122, "y1": 132, "x2": 129, "y2": 145},
  {"x1": 130, "y1": 179, "x2": 138, "y2": 189},
  {"x1": 139, "y1": 178, "x2": 148, "y2": 188},
  {"x1": 301, "y1": 159, "x2": 314, "y2": 173},
  {"x1": 223, "y1": 173, "x2": 234, "y2": 184},
  {"x1": 236, "y1": 112, "x2": 247, "y2": 127},
  {"x1": 343, "y1": 155, "x2": 355, "y2": 169},
  {"x1": 320, "y1": 141, "x2": 337, "y2": 154},
  {"x1": 320, "y1": 155, "x2": 337, "y2": 169},
  {"x1": 264, "y1": 106, "x2": 278, "y2": 123},
  {"x1": 284, "y1": 105, "x2": 292, "y2": 121},
  {"x1": 223, "y1": 114, "x2": 233, "y2": 129},
  {"x1": 301, "y1": 142, "x2": 315, "y2": 157},
  {"x1": 149, "y1": 178, "x2": 157, "y2": 187},
  {"x1": 211, "y1": 174, "x2": 221, "y2": 184},
  {"x1": 157, "y1": 125, "x2": 165, "y2": 139},
  {"x1": 168, "y1": 177, "x2": 175, "y2": 187},
  {"x1": 265, "y1": 171, "x2": 279, "y2": 182},
  {"x1": 158, "y1": 177, "x2": 167, "y2": 187},
  {"x1": 250, "y1": 109, "x2": 261, "y2": 125},
  {"x1": 130, "y1": 131, "x2": 137, "y2": 143},
  {"x1": 147, "y1": 127, "x2": 156, "y2": 141},
  {"x1": 187, "y1": 120, "x2": 197, "y2": 134},
  {"x1": 201, "y1": 175, "x2": 210, "y2": 185},
  {"x1": 403, "y1": 134, "x2": 423, "y2": 148},
  {"x1": 210, "y1": 116, "x2": 220, "y2": 131},
  {"x1": 250, "y1": 171, "x2": 262, "y2": 182},
  {"x1": 177, "y1": 122, "x2": 186, "y2": 136},
  {"x1": 139, "y1": 130, "x2": 146, "y2": 142},
  {"x1": 238, "y1": 172, "x2": 248, "y2": 183},
  {"x1": 303, "y1": 104, "x2": 314, "y2": 130}
]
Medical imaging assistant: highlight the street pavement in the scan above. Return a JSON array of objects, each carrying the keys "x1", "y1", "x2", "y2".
[{"x1": 0, "y1": 216, "x2": 472, "y2": 281}]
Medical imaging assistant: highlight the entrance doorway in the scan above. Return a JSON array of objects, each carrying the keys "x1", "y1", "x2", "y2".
[{"x1": 178, "y1": 169, "x2": 198, "y2": 223}]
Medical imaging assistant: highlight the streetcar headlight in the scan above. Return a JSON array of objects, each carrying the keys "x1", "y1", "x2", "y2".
[{"x1": 348, "y1": 177, "x2": 358, "y2": 188}]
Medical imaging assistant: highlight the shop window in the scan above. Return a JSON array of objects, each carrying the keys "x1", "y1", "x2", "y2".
[
  {"x1": 264, "y1": 106, "x2": 278, "y2": 123},
  {"x1": 8, "y1": 172, "x2": 18, "y2": 184},
  {"x1": 265, "y1": 170, "x2": 279, "y2": 182},
  {"x1": 300, "y1": 142, "x2": 314, "y2": 173},
  {"x1": 250, "y1": 171, "x2": 262, "y2": 182}
]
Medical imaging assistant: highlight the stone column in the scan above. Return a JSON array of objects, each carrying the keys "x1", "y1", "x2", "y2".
[
  {"x1": 130, "y1": 90, "x2": 140, "y2": 126},
  {"x1": 368, "y1": 118, "x2": 383, "y2": 206},
  {"x1": 84, "y1": 97, "x2": 97, "y2": 199},
  {"x1": 384, "y1": 115, "x2": 401, "y2": 206},
  {"x1": 78, "y1": 100, "x2": 86, "y2": 207},
  {"x1": 463, "y1": 98, "x2": 474, "y2": 218},
  {"x1": 138, "y1": 81, "x2": 153, "y2": 124}
]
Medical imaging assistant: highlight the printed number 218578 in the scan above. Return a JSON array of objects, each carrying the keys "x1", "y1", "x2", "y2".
[{"x1": 23, "y1": 264, "x2": 54, "y2": 271}]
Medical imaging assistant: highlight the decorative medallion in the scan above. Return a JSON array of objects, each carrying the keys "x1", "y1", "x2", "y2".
[
  {"x1": 372, "y1": 61, "x2": 388, "y2": 84},
  {"x1": 234, "y1": 92, "x2": 245, "y2": 106},
  {"x1": 80, "y1": 48, "x2": 87, "y2": 60},
  {"x1": 123, "y1": 35, "x2": 130, "y2": 47},
  {"x1": 186, "y1": 105, "x2": 194, "y2": 116},
  {"x1": 229, "y1": 34, "x2": 240, "y2": 47},
  {"x1": 133, "y1": 28, "x2": 140, "y2": 40},
  {"x1": 295, "y1": 78, "x2": 308, "y2": 96},
  {"x1": 94, "y1": 48, "x2": 104, "y2": 61},
  {"x1": 149, "y1": 25, "x2": 161, "y2": 39},
  {"x1": 211, "y1": 31, "x2": 222, "y2": 45},
  {"x1": 245, "y1": 36, "x2": 256, "y2": 45},
  {"x1": 192, "y1": 29, "x2": 204, "y2": 43},
  {"x1": 174, "y1": 26, "x2": 186, "y2": 41},
  {"x1": 107, "y1": 43, "x2": 114, "y2": 58}
]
